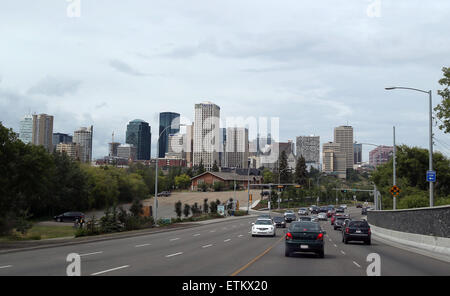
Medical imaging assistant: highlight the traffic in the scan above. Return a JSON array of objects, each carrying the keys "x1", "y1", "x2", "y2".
[{"x1": 251, "y1": 204, "x2": 373, "y2": 258}]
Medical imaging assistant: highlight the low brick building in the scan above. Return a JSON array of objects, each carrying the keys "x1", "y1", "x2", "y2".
[{"x1": 190, "y1": 171, "x2": 262, "y2": 191}]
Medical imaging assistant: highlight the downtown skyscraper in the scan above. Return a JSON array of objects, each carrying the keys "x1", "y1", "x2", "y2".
[
  {"x1": 126, "y1": 119, "x2": 151, "y2": 160},
  {"x1": 19, "y1": 114, "x2": 33, "y2": 144},
  {"x1": 193, "y1": 101, "x2": 220, "y2": 171},
  {"x1": 334, "y1": 125, "x2": 354, "y2": 170},
  {"x1": 73, "y1": 126, "x2": 93, "y2": 163},
  {"x1": 32, "y1": 113, "x2": 54, "y2": 152},
  {"x1": 158, "y1": 112, "x2": 180, "y2": 158}
]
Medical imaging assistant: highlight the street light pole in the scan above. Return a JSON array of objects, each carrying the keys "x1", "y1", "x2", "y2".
[
  {"x1": 385, "y1": 87, "x2": 434, "y2": 207},
  {"x1": 393, "y1": 126, "x2": 397, "y2": 209},
  {"x1": 154, "y1": 123, "x2": 185, "y2": 225}
]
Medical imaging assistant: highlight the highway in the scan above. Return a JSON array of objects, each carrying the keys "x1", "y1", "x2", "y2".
[{"x1": 0, "y1": 207, "x2": 448, "y2": 276}]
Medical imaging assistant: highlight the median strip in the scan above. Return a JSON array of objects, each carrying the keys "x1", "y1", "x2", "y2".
[{"x1": 91, "y1": 265, "x2": 129, "y2": 276}]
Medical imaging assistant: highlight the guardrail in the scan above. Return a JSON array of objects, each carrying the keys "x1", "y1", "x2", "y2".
[{"x1": 367, "y1": 205, "x2": 450, "y2": 238}]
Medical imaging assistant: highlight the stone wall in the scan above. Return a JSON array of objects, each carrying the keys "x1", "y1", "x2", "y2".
[{"x1": 367, "y1": 205, "x2": 450, "y2": 238}]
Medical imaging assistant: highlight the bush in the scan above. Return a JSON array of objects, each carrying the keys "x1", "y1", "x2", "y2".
[
  {"x1": 398, "y1": 194, "x2": 429, "y2": 209},
  {"x1": 233, "y1": 210, "x2": 248, "y2": 216}
]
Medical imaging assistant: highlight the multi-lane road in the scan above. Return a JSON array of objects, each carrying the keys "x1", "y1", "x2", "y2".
[{"x1": 0, "y1": 207, "x2": 448, "y2": 276}]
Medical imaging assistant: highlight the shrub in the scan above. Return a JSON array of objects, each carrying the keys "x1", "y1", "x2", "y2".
[{"x1": 398, "y1": 194, "x2": 429, "y2": 209}]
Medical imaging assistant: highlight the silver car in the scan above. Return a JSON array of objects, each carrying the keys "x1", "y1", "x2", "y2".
[
  {"x1": 298, "y1": 208, "x2": 308, "y2": 215},
  {"x1": 318, "y1": 212, "x2": 328, "y2": 221},
  {"x1": 310, "y1": 215, "x2": 319, "y2": 222}
]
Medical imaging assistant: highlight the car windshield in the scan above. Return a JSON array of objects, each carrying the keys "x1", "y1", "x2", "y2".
[
  {"x1": 273, "y1": 217, "x2": 283, "y2": 221},
  {"x1": 350, "y1": 221, "x2": 369, "y2": 227},
  {"x1": 336, "y1": 217, "x2": 346, "y2": 221},
  {"x1": 290, "y1": 222, "x2": 321, "y2": 232},
  {"x1": 255, "y1": 220, "x2": 272, "y2": 225},
  {"x1": 299, "y1": 217, "x2": 311, "y2": 221}
]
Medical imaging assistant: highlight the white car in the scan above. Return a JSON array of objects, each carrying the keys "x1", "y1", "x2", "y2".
[
  {"x1": 340, "y1": 204, "x2": 348, "y2": 209},
  {"x1": 251, "y1": 219, "x2": 276, "y2": 237},
  {"x1": 284, "y1": 210, "x2": 294, "y2": 217},
  {"x1": 310, "y1": 215, "x2": 319, "y2": 222},
  {"x1": 298, "y1": 208, "x2": 308, "y2": 215},
  {"x1": 318, "y1": 212, "x2": 328, "y2": 221}
]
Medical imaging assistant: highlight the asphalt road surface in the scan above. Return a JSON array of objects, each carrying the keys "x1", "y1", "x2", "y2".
[{"x1": 0, "y1": 207, "x2": 449, "y2": 276}]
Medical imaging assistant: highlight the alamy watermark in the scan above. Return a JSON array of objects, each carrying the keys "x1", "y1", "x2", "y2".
[
  {"x1": 366, "y1": 0, "x2": 382, "y2": 18},
  {"x1": 66, "y1": 0, "x2": 81, "y2": 18}
]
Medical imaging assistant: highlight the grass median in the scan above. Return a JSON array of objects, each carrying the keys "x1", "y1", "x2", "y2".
[{"x1": 0, "y1": 225, "x2": 76, "y2": 242}]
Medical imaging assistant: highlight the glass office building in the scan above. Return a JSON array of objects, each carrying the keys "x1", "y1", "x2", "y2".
[
  {"x1": 126, "y1": 119, "x2": 151, "y2": 160},
  {"x1": 158, "y1": 112, "x2": 180, "y2": 158}
]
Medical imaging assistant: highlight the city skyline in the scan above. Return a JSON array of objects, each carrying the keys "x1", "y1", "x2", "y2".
[{"x1": 1, "y1": 1, "x2": 450, "y2": 161}]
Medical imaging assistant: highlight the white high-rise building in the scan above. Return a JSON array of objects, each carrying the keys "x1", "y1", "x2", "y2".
[
  {"x1": 73, "y1": 126, "x2": 93, "y2": 163},
  {"x1": 225, "y1": 127, "x2": 249, "y2": 169},
  {"x1": 193, "y1": 102, "x2": 220, "y2": 170},
  {"x1": 19, "y1": 114, "x2": 33, "y2": 144}
]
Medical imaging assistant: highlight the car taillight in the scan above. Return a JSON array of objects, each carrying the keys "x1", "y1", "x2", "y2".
[
  {"x1": 286, "y1": 232, "x2": 293, "y2": 240},
  {"x1": 345, "y1": 228, "x2": 349, "y2": 233},
  {"x1": 317, "y1": 233, "x2": 323, "y2": 240},
  {"x1": 368, "y1": 228, "x2": 371, "y2": 234}
]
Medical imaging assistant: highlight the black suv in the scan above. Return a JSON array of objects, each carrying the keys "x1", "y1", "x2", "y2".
[
  {"x1": 342, "y1": 220, "x2": 371, "y2": 245},
  {"x1": 54, "y1": 212, "x2": 85, "y2": 222}
]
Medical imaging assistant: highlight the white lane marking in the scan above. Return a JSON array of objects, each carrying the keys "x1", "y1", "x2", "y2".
[
  {"x1": 91, "y1": 265, "x2": 129, "y2": 276},
  {"x1": 222, "y1": 227, "x2": 228, "y2": 230},
  {"x1": 224, "y1": 239, "x2": 231, "y2": 242},
  {"x1": 333, "y1": 244, "x2": 337, "y2": 248},
  {"x1": 238, "y1": 235, "x2": 244, "y2": 237},
  {"x1": 135, "y1": 244, "x2": 151, "y2": 248},
  {"x1": 248, "y1": 231, "x2": 251, "y2": 234},
  {"x1": 165, "y1": 252, "x2": 183, "y2": 258},
  {"x1": 340, "y1": 250, "x2": 346, "y2": 255},
  {"x1": 0, "y1": 265, "x2": 12, "y2": 269},
  {"x1": 80, "y1": 251, "x2": 103, "y2": 257},
  {"x1": 329, "y1": 238, "x2": 332, "y2": 242},
  {"x1": 210, "y1": 230, "x2": 216, "y2": 233},
  {"x1": 193, "y1": 234, "x2": 200, "y2": 237},
  {"x1": 170, "y1": 238, "x2": 180, "y2": 241},
  {"x1": 353, "y1": 261, "x2": 361, "y2": 268},
  {"x1": 202, "y1": 244, "x2": 213, "y2": 248}
]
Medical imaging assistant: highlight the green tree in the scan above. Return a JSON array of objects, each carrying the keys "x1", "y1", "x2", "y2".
[
  {"x1": 197, "y1": 159, "x2": 206, "y2": 175},
  {"x1": 434, "y1": 66, "x2": 450, "y2": 133},
  {"x1": 175, "y1": 174, "x2": 191, "y2": 189},
  {"x1": 183, "y1": 204, "x2": 191, "y2": 218},
  {"x1": 174, "y1": 200, "x2": 182, "y2": 218},
  {"x1": 278, "y1": 150, "x2": 292, "y2": 183},
  {"x1": 294, "y1": 155, "x2": 307, "y2": 185},
  {"x1": 262, "y1": 168, "x2": 274, "y2": 183},
  {"x1": 212, "y1": 160, "x2": 219, "y2": 172}
]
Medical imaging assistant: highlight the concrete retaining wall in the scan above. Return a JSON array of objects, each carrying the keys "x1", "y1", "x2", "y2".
[{"x1": 367, "y1": 205, "x2": 450, "y2": 238}]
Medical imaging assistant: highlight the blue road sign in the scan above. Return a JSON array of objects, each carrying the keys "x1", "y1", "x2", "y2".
[{"x1": 426, "y1": 171, "x2": 436, "y2": 182}]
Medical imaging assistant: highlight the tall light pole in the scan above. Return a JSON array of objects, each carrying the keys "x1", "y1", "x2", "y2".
[
  {"x1": 385, "y1": 87, "x2": 434, "y2": 207},
  {"x1": 154, "y1": 123, "x2": 185, "y2": 225}
]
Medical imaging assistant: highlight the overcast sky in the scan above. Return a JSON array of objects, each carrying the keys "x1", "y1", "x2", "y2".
[{"x1": 1, "y1": 0, "x2": 450, "y2": 160}]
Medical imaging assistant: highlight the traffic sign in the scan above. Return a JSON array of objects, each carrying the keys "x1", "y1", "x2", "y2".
[
  {"x1": 426, "y1": 171, "x2": 436, "y2": 182},
  {"x1": 390, "y1": 185, "x2": 401, "y2": 196}
]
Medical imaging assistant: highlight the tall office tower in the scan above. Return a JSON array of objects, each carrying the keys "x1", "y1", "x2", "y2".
[
  {"x1": 53, "y1": 133, "x2": 73, "y2": 152},
  {"x1": 73, "y1": 126, "x2": 93, "y2": 163},
  {"x1": 19, "y1": 114, "x2": 33, "y2": 144},
  {"x1": 225, "y1": 127, "x2": 249, "y2": 169},
  {"x1": 334, "y1": 126, "x2": 354, "y2": 170},
  {"x1": 185, "y1": 123, "x2": 194, "y2": 167},
  {"x1": 32, "y1": 113, "x2": 54, "y2": 152},
  {"x1": 193, "y1": 101, "x2": 220, "y2": 171},
  {"x1": 296, "y1": 136, "x2": 320, "y2": 163},
  {"x1": 56, "y1": 143, "x2": 81, "y2": 161},
  {"x1": 322, "y1": 142, "x2": 346, "y2": 179},
  {"x1": 369, "y1": 146, "x2": 394, "y2": 167},
  {"x1": 353, "y1": 142, "x2": 362, "y2": 164},
  {"x1": 279, "y1": 141, "x2": 295, "y2": 156},
  {"x1": 158, "y1": 112, "x2": 180, "y2": 158},
  {"x1": 117, "y1": 144, "x2": 137, "y2": 161},
  {"x1": 126, "y1": 119, "x2": 151, "y2": 160}
]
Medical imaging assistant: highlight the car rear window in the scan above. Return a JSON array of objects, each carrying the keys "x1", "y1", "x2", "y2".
[
  {"x1": 290, "y1": 222, "x2": 320, "y2": 232},
  {"x1": 336, "y1": 217, "x2": 346, "y2": 221},
  {"x1": 349, "y1": 221, "x2": 369, "y2": 227},
  {"x1": 255, "y1": 220, "x2": 272, "y2": 225},
  {"x1": 273, "y1": 217, "x2": 283, "y2": 221}
]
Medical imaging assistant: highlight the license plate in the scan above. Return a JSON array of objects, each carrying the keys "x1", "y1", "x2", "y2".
[
  {"x1": 300, "y1": 245, "x2": 308, "y2": 249},
  {"x1": 356, "y1": 230, "x2": 361, "y2": 233}
]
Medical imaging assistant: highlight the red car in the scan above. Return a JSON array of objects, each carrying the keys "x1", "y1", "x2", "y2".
[{"x1": 331, "y1": 213, "x2": 343, "y2": 225}]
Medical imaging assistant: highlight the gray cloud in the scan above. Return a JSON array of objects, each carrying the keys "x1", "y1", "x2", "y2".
[
  {"x1": 108, "y1": 59, "x2": 147, "y2": 76},
  {"x1": 27, "y1": 76, "x2": 81, "y2": 97}
]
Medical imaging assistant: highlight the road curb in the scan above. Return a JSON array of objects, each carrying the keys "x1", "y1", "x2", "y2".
[{"x1": 369, "y1": 224, "x2": 450, "y2": 263}]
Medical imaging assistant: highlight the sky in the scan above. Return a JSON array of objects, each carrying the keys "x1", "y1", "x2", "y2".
[{"x1": 1, "y1": 0, "x2": 450, "y2": 161}]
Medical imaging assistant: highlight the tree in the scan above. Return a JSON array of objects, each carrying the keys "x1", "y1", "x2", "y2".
[
  {"x1": 262, "y1": 168, "x2": 274, "y2": 183},
  {"x1": 175, "y1": 174, "x2": 191, "y2": 189},
  {"x1": 212, "y1": 160, "x2": 219, "y2": 172},
  {"x1": 174, "y1": 200, "x2": 182, "y2": 218},
  {"x1": 197, "y1": 159, "x2": 206, "y2": 175},
  {"x1": 183, "y1": 204, "x2": 191, "y2": 218},
  {"x1": 203, "y1": 198, "x2": 209, "y2": 214},
  {"x1": 278, "y1": 150, "x2": 292, "y2": 183},
  {"x1": 294, "y1": 155, "x2": 307, "y2": 185},
  {"x1": 435, "y1": 66, "x2": 450, "y2": 133}
]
